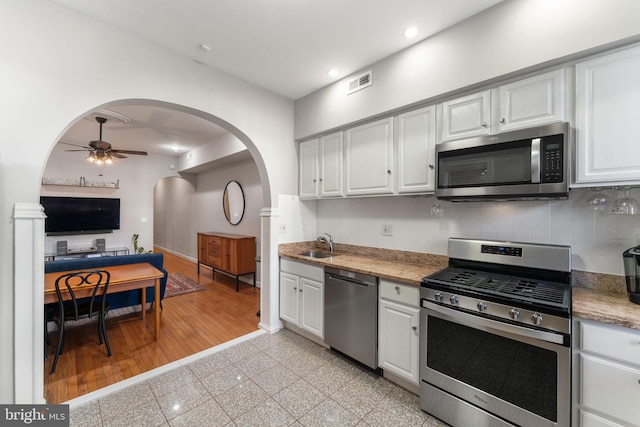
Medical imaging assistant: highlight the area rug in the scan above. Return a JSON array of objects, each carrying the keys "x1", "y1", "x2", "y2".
[{"x1": 164, "y1": 273, "x2": 207, "y2": 298}]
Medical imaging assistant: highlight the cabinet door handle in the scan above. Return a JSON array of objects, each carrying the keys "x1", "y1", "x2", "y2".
[
  {"x1": 299, "y1": 288, "x2": 303, "y2": 293},
  {"x1": 428, "y1": 164, "x2": 434, "y2": 169},
  {"x1": 500, "y1": 118, "x2": 506, "y2": 124},
  {"x1": 387, "y1": 170, "x2": 392, "y2": 174},
  {"x1": 481, "y1": 122, "x2": 488, "y2": 128},
  {"x1": 395, "y1": 286, "x2": 400, "y2": 293},
  {"x1": 293, "y1": 286, "x2": 297, "y2": 291},
  {"x1": 412, "y1": 326, "x2": 418, "y2": 331}
]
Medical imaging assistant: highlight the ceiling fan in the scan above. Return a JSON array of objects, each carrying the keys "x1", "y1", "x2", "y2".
[{"x1": 60, "y1": 116, "x2": 148, "y2": 165}]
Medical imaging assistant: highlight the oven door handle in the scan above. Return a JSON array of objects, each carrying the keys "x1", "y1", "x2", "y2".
[{"x1": 424, "y1": 301, "x2": 566, "y2": 345}]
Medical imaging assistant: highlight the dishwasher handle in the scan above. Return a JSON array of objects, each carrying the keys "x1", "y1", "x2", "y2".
[{"x1": 326, "y1": 273, "x2": 376, "y2": 287}]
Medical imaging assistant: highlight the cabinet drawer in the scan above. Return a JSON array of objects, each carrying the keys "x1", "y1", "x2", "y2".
[
  {"x1": 580, "y1": 354, "x2": 640, "y2": 426},
  {"x1": 379, "y1": 279, "x2": 419, "y2": 307},
  {"x1": 580, "y1": 410, "x2": 625, "y2": 427},
  {"x1": 581, "y1": 321, "x2": 640, "y2": 366},
  {"x1": 280, "y1": 259, "x2": 324, "y2": 282}
]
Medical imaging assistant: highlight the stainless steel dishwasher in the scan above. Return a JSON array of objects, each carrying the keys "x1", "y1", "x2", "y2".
[{"x1": 324, "y1": 266, "x2": 378, "y2": 370}]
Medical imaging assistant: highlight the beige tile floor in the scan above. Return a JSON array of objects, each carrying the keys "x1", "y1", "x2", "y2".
[{"x1": 69, "y1": 329, "x2": 449, "y2": 426}]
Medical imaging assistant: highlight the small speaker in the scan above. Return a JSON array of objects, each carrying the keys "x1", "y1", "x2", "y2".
[
  {"x1": 56, "y1": 241, "x2": 67, "y2": 255},
  {"x1": 96, "y1": 238, "x2": 106, "y2": 253}
]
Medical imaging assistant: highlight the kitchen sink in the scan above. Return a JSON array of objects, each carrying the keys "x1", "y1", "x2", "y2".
[{"x1": 298, "y1": 250, "x2": 339, "y2": 258}]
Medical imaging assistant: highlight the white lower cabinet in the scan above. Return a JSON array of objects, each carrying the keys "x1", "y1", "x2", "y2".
[
  {"x1": 573, "y1": 318, "x2": 640, "y2": 427},
  {"x1": 279, "y1": 259, "x2": 324, "y2": 339},
  {"x1": 378, "y1": 279, "x2": 420, "y2": 385}
]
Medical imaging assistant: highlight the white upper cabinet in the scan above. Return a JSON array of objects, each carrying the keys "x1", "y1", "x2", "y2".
[
  {"x1": 576, "y1": 44, "x2": 640, "y2": 185},
  {"x1": 440, "y1": 70, "x2": 567, "y2": 142},
  {"x1": 298, "y1": 138, "x2": 318, "y2": 199},
  {"x1": 441, "y1": 90, "x2": 491, "y2": 141},
  {"x1": 345, "y1": 117, "x2": 394, "y2": 196},
  {"x1": 299, "y1": 132, "x2": 344, "y2": 199},
  {"x1": 497, "y1": 69, "x2": 566, "y2": 133},
  {"x1": 318, "y1": 132, "x2": 343, "y2": 197},
  {"x1": 396, "y1": 106, "x2": 436, "y2": 193}
]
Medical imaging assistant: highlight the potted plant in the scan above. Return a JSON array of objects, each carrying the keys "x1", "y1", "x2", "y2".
[{"x1": 132, "y1": 234, "x2": 152, "y2": 254}]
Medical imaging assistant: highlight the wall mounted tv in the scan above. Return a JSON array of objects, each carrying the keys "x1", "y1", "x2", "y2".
[{"x1": 40, "y1": 196, "x2": 120, "y2": 236}]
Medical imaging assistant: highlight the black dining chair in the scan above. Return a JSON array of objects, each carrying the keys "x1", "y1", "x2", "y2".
[{"x1": 50, "y1": 270, "x2": 112, "y2": 374}]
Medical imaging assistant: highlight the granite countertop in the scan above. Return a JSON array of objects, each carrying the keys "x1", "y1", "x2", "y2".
[
  {"x1": 279, "y1": 242, "x2": 447, "y2": 286},
  {"x1": 572, "y1": 287, "x2": 640, "y2": 331},
  {"x1": 279, "y1": 241, "x2": 640, "y2": 330}
]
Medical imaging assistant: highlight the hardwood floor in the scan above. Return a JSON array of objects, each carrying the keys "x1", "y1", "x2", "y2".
[{"x1": 44, "y1": 249, "x2": 261, "y2": 404}]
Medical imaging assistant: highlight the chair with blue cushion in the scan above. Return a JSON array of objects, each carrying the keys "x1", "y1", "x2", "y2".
[{"x1": 50, "y1": 270, "x2": 112, "y2": 374}]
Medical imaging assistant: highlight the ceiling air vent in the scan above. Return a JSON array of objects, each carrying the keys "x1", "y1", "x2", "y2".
[{"x1": 346, "y1": 70, "x2": 373, "y2": 95}]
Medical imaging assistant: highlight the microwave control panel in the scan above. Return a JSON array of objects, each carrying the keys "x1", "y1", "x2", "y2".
[{"x1": 541, "y1": 135, "x2": 564, "y2": 183}]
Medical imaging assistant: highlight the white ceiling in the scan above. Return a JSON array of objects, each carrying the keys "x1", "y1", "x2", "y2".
[{"x1": 51, "y1": 0, "x2": 502, "y2": 159}]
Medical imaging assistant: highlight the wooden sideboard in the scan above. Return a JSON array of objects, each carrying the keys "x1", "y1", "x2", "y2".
[{"x1": 197, "y1": 232, "x2": 256, "y2": 292}]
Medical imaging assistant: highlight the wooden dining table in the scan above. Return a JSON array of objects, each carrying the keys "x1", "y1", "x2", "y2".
[{"x1": 44, "y1": 262, "x2": 165, "y2": 340}]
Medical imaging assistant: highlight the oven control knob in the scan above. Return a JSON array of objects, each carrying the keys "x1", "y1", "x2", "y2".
[
  {"x1": 434, "y1": 292, "x2": 444, "y2": 302},
  {"x1": 509, "y1": 308, "x2": 520, "y2": 320},
  {"x1": 477, "y1": 302, "x2": 487, "y2": 312},
  {"x1": 450, "y1": 295, "x2": 458, "y2": 305},
  {"x1": 531, "y1": 313, "x2": 543, "y2": 326}
]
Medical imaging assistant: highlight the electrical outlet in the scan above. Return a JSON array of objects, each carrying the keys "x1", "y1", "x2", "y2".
[
  {"x1": 381, "y1": 224, "x2": 392, "y2": 236},
  {"x1": 279, "y1": 224, "x2": 286, "y2": 234}
]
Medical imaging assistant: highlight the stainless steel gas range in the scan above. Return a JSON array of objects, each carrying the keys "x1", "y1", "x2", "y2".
[{"x1": 420, "y1": 238, "x2": 572, "y2": 427}]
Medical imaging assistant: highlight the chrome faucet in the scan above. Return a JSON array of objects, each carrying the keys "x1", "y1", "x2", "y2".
[{"x1": 317, "y1": 233, "x2": 334, "y2": 253}]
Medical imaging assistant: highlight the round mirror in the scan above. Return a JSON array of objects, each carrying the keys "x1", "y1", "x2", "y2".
[{"x1": 223, "y1": 180, "x2": 245, "y2": 225}]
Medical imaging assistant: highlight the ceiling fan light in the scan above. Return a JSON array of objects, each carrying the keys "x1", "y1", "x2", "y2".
[
  {"x1": 105, "y1": 155, "x2": 114, "y2": 165},
  {"x1": 86, "y1": 154, "x2": 95, "y2": 163}
]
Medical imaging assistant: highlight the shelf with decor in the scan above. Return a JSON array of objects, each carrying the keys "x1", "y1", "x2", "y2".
[
  {"x1": 41, "y1": 177, "x2": 119, "y2": 189},
  {"x1": 44, "y1": 247, "x2": 130, "y2": 261}
]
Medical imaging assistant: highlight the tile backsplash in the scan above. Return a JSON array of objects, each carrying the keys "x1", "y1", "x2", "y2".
[{"x1": 279, "y1": 188, "x2": 640, "y2": 276}]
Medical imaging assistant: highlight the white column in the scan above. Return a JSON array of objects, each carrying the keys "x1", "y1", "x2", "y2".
[
  {"x1": 14, "y1": 203, "x2": 46, "y2": 404},
  {"x1": 258, "y1": 208, "x2": 283, "y2": 333}
]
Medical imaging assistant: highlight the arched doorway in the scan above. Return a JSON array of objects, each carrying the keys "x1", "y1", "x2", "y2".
[{"x1": 34, "y1": 99, "x2": 281, "y2": 403}]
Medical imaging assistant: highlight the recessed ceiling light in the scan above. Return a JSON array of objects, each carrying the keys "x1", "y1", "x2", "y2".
[
  {"x1": 327, "y1": 68, "x2": 339, "y2": 77},
  {"x1": 404, "y1": 27, "x2": 418, "y2": 39},
  {"x1": 199, "y1": 43, "x2": 211, "y2": 53}
]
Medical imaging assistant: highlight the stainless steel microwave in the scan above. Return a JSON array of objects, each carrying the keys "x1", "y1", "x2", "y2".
[{"x1": 435, "y1": 122, "x2": 570, "y2": 201}]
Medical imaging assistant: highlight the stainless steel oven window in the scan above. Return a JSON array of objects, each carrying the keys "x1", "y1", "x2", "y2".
[
  {"x1": 429, "y1": 315, "x2": 557, "y2": 420},
  {"x1": 420, "y1": 306, "x2": 570, "y2": 427},
  {"x1": 438, "y1": 142, "x2": 532, "y2": 188}
]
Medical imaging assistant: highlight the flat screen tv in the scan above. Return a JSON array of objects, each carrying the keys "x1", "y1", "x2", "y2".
[{"x1": 40, "y1": 196, "x2": 120, "y2": 235}]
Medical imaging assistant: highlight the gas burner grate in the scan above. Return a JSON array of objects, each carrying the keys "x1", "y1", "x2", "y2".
[
  {"x1": 501, "y1": 279, "x2": 566, "y2": 304},
  {"x1": 428, "y1": 269, "x2": 489, "y2": 287},
  {"x1": 424, "y1": 267, "x2": 568, "y2": 306}
]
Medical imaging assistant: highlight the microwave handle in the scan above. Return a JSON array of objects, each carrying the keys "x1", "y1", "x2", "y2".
[{"x1": 531, "y1": 137, "x2": 541, "y2": 184}]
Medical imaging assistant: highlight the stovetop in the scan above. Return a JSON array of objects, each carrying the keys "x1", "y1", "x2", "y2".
[
  {"x1": 419, "y1": 239, "x2": 572, "y2": 331},
  {"x1": 425, "y1": 266, "x2": 569, "y2": 309}
]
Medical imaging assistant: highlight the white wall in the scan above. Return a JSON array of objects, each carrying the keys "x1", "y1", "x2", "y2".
[
  {"x1": 194, "y1": 160, "x2": 262, "y2": 252},
  {"x1": 153, "y1": 175, "x2": 197, "y2": 256},
  {"x1": 42, "y1": 144, "x2": 181, "y2": 254},
  {"x1": 296, "y1": 188, "x2": 640, "y2": 276},
  {"x1": 1, "y1": 0, "x2": 295, "y2": 403},
  {"x1": 294, "y1": 0, "x2": 640, "y2": 139},
  {"x1": 153, "y1": 159, "x2": 262, "y2": 270}
]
